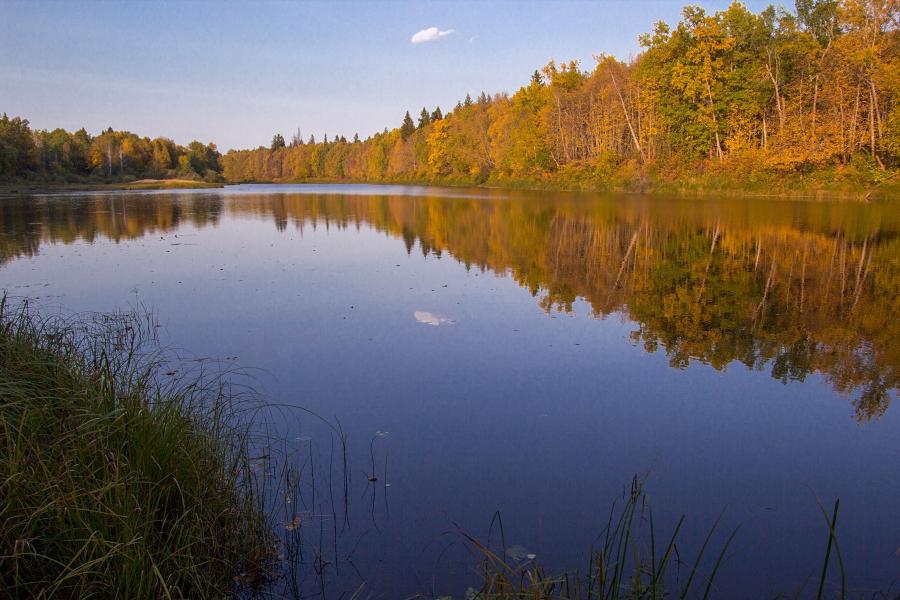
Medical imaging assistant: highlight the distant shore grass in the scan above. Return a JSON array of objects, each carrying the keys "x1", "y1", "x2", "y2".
[
  {"x1": 221, "y1": 175, "x2": 898, "y2": 202},
  {"x1": 124, "y1": 178, "x2": 225, "y2": 190},
  {"x1": 0, "y1": 178, "x2": 224, "y2": 195},
  {"x1": 3, "y1": 172, "x2": 894, "y2": 200},
  {"x1": 0, "y1": 299, "x2": 273, "y2": 598}
]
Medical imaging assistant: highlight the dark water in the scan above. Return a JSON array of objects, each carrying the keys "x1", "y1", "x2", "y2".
[{"x1": 1, "y1": 184, "x2": 898, "y2": 597}]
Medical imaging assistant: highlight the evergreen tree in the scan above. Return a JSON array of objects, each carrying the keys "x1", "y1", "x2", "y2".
[
  {"x1": 418, "y1": 107, "x2": 431, "y2": 129},
  {"x1": 271, "y1": 133, "x2": 285, "y2": 150},
  {"x1": 431, "y1": 106, "x2": 443, "y2": 121},
  {"x1": 463, "y1": 93, "x2": 473, "y2": 107},
  {"x1": 400, "y1": 111, "x2": 416, "y2": 140}
]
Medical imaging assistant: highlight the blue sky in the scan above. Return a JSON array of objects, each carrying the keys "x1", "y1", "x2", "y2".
[{"x1": 1, "y1": 0, "x2": 775, "y2": 151}]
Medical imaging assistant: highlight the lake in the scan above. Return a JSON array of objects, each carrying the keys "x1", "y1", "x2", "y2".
[{"x1": 1, "y1": 184, "x2": 898, "y2": 598}]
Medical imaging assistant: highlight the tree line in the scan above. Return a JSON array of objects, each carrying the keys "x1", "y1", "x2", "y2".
[
  {"x1": 0, "y1": 114, "x2": 222, "y2": 183},
  {"x1": 3, "y1": 1, "x2": 896, "y2": 190},
  {"x1": 222, "y1": 0, "x2": 898, "y2": 190}
]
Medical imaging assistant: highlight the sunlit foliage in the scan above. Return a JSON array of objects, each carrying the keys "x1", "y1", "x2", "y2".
[{"x1": 221, "y1": 0, "x2": 898, "y2": 190}]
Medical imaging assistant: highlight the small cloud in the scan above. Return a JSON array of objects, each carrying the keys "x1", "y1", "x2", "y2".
[{"x1": 411, "y1": 26, "x2": 455, "y2": 44}]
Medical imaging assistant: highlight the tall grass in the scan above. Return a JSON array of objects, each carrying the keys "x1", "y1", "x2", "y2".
[
  {"x1": 454, "y1": 477, "x2": 736, "y2": 600},
  {"x1": 455, "y1": 478, "x2": 891, "y2": 600},
  {"x1": 0, "y1": 297, "x2": 275, "y2": 598}
]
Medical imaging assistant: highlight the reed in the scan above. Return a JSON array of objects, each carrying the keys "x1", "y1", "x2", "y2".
[
  {"x1": 455, "y1": 477, "x2": 887, "y2": 600},
  {"x1": 0, "y1": 297, "x2": 275, "y2": 598}
]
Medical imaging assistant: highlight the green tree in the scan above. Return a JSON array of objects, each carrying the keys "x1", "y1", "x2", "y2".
[
  {"x1": 418, "y1": 107, "x2": 431, "y2": 129},
  {"x1": 400, "y1": 111, "x2": 416, "y2": 140},
  {"x1": 0, "y1": 113, "x2": 36, "y2": 177},
  {"x1": 177, "y1": 155, "x2": 195, "y2": 177}
]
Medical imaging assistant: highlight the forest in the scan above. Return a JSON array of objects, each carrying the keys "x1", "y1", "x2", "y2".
[
  {"x1": 0, "y1": 115, "x2": 222, "y2": 184},
  {"x1": 1, "y1": 0, "x2": 897, "y2": 193},
  {"x1": 221, "y1": 0, "x2": 899, "y2": 193}
]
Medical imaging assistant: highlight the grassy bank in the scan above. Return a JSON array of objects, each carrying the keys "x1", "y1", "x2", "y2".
[
  {"x1": 123, "y1": 178, "x2": 225, "y2": 190},
  {"x1": 0, "y1": 300, "x2": 273, "y2": 598},
  {"x1": 224, "y1": 161, "x2": 900, "y2": 202},
  {"x1": 4, "y1": 169, "x2": 895, "y2": 201},
  {"x1": 0, "y1": 178, "x2": 224, "y2": 195}
]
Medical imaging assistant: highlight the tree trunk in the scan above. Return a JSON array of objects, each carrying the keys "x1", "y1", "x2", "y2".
[
  {"x1": 766, "y1": 50, "x2": 785, "y2": 132},
  {"x1": 609, "y1": 66, "x2": 645, "y2": 162},
  {"x1": 869, "y1": 85, "x2": 884, "y2": 169},
  {"x1": 849, "y1": 83, "x2": 861, "y2": 156},
  {"x1": 838, "y1": 85, "x2": 847, "y2": 162},
  {"x1": 812, "y1": 75, "x2": 819, "y2": 134},
  {"x1": 705, "y1": 79, "x2": 723, "y2": 161}
]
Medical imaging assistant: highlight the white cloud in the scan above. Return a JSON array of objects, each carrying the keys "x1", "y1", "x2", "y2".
[{"x1": 410, "y1": 27, "x2": 455, "y2": 44}]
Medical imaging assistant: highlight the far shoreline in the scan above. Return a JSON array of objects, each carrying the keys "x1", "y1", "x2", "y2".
[
  {"x1": 1, "y1": 176, "x2": 896, "y2": 202},
  {"x1": 219, "y1": 176, "x2": 900, "y2": 202},
  {"x1": 0, "y1": 178, "x2": 224, "y2": 195}
]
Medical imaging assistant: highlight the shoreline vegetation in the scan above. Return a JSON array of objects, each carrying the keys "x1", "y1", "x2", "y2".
[
  {"x1": 0, "y1": 176, "x2": 896, "y2": 201},
  {"x1": 2, "y1": 1, "x2": 899, "y2": 201},
  {"x1": 0, "y1": 299, "x2": 274, "y2": 598},
  {"x1": 455, "y1": 478, "x2": 865, "y2": 600},
  {"x1": 0, "y1": 178, "x2": 224, "y2": 195}
]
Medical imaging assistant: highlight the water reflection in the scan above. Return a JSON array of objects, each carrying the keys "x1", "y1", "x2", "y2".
[
  {"x1": 1, "y1": 187, "x2": 897, "y2": 419},
  {"x1": 414, "y1": 311, "x2": 455, "y2": 326}
]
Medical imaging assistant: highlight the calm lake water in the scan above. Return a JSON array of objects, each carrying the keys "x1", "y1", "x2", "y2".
[{"x1": 1, "y1": 184, "x2": 898, "y2": 597}]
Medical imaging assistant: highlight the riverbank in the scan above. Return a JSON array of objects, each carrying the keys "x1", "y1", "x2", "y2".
[
  {"x1": 223, "y1": 164, "x2": 900, "y2": 202},
  {"x1": 0, "y1": 178, "x2": 224, "y2": 195},
  {"x1": 3, "y1": 172, "x2": 896, "y2": 201},
  {"x1": 0, "y1": 300, "x2": 272, "y2": 598}
]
